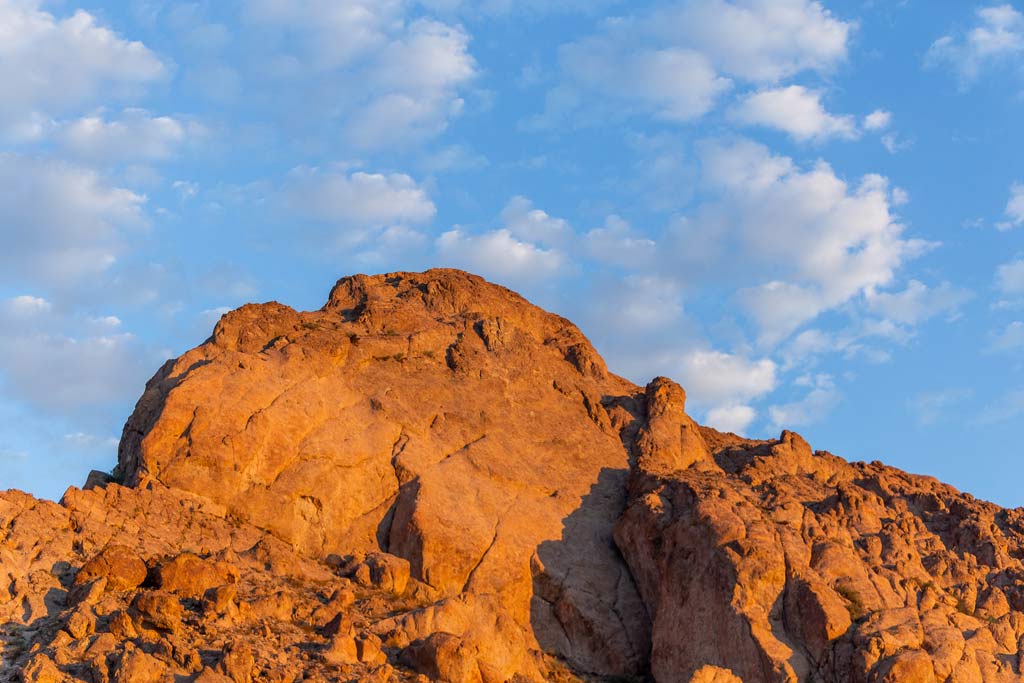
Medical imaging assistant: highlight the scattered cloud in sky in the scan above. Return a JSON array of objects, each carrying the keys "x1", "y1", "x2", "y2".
[
  {"x1": 991, "y1": 320, "x2": 1024, "y2": 351},
  {"x1": 730, "y1": 86, "x2": 858, "y2": 142},
  {"x1": 866, "y1": 280, "x2": 973, "y2": 325},
  {"x1": 54, "y1": 109, "x2": 203, "y2": 163},
  {"x1": 437, "y1": 228, "x2": 564, "y2": 284},
  {"x1": 907, "y1": 389, "x2": 972, "y2": 426},
  {"x1": 863, "y1": 109, "x2": 892, "y2": 131},
  {"x1": 500, "y1": 196, "x2": 573, "y2": 247},
  {"x1": 0, "y1": 0, "x2": 166, "y2": 139},
  {"x1": 540, "y1": 0, "x2": 852, "y2": 127},
  {"x1": 0, "y1": 0, "x2": 1021, "y2": 503},
  {"x1": 926, "y1": 4, "x2": 1024, "y2": 84},
  {"x1": 675, "y1": 349, "x2": 777, "y2": 429},
  {"x1": 768, "y1": 373, "x2": 841, "y2": 428},
  {"x1": 0, "y1": 153, "x2": 147, "y2": 289},
  {"x1": 280, "y1": 167, "x2": 436, "y2": 243},
  {"x1": 679, "y1": 139, "x2": 926, "y2": 344},
  {"x1": 996, "y1": 257, "x2": 1024, "y2": 294},
  {"x1": 0, "y1": 296, "x2": 153, "y2": 416},
  {"x1": 997, "y1": 182, "x2": 1024, "y2": 230}
]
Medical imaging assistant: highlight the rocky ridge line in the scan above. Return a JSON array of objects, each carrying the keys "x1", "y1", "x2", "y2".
[{"x1": 2, "y1": 269, "x2": 1023, "y2": 683}]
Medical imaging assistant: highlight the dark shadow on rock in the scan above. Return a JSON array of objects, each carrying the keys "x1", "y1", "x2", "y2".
[{"x1": 532, "y1": 467, "x2": 652, "y2": 680}]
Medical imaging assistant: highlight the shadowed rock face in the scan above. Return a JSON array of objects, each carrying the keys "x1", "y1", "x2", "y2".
[{"x1": 4, "y1": 269, "x2": 1024, "y2": 683}]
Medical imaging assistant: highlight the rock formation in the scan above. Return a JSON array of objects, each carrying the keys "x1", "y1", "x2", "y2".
[{"x1": 2, "y1": 269, "x2": 1024, "y2": 683}]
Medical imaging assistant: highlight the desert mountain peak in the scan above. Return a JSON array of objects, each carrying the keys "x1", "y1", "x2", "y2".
[{"x1": 3, "y1": 271, "x2": 1024, "y2": 683}]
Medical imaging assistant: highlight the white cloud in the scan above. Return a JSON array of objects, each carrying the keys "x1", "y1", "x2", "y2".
[
  {"x1": 991, "y1": 321, "x2": 1024, "y2": 351},
  {"x1": 560, "y1": 40, "x2": 731, "y2": 122},
  {"x1": 245, "y1": 5, "x2": 476, "y2": 148},
  {"x1": 997, "y1": 182, "x2": 1024, "y2": 231},
  {"x1": 676, "y1": 349, "x2": 777, "y2": 407},
  {"x1": 0, "y1": 0, "x2": 165, "y2": 138},
  {"x1": 683, "y1": 139, "x2": 926, "y2": 343},
  {"x1": 704, "y1": 404, "x2": 757, "y2": 434},
  {"x1": 583, "y1": 215, "x2": 658, "y2": 268},
  {"x1": 866, "y1": 280, "x2": 973, "y2": 325},
  {"x1": 863, "y1": 109, "x2": 892, "y2": 131},
  {"x1": 0, "y1": 154, "x2": 147, "y2": 288},
  {"x1": 4, "y1": 295, "x2": 52, "y2": 316},
  {"x1": 0, "y1": 297, "x2": 152, "y2": 415},
  {"x1": 500, "y1": 196, "x2": 572, "y2": 246},
  {"x1": 244, "y1": 0, "x2": 405, "y2": 69},
  {"x1": 281, "y1": 167, "x2": 436, "y2": 235},
  {"x1": 730, "y1": 86, "x2": 858, "y2": 142},
  {"x1": 768, "y1": 373, "x2": 840, "y2": 428},
  {"x1": 436, "y1": 229, "x2": 563, "y2": 284},
  {"x1": 996, "y1": 257, "x2": 1024, "y2": 294},
  {"x1": 55, "y1": 109, "x2": 201, "y2": 163},
  {"x1": 549, "y1": 0, "x2": 851, "y2": 126},
  {"x1": 927, "y1": 4, "x2": 1024, "y2": 84},
  {"x1": 346, "y1": 19, "x2": 476, "y2": 148},
  {"x1": 651, "y1": 0, "x2": 852, "y2": 82},
  {"x1": 581, "y1": 274, "x2": 685, "y2": 334}
]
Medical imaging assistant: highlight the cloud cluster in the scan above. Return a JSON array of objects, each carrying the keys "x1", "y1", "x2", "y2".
[
  {"x1": 0, "y1": 296, "x2": 153, "y2": 416},
  {"x1": 730, "y1": 85, "x2": 857, "y2": 142},
  {"x1": 281, "y1": 166, "x2": 436, "y2": 241},
  {"x1": 682, "y1": 139, "x2": 924, "y2": 344},
  {"x1": 0, "y1": 154, "x2": 147, "y2": 288},
  {"x1": 676, "y1": 350, "x2": 777, "y2": 432},
  {"x1": 998, "y1": 182, "x2": 1024, "y2": 231},
  {"x1": 548, "y1": 0, "x2": 852, "y2": 125},
  {"x1": 243, "y1": 2, "x2": 477, "y2": 148},
  {"x1": 0, "y1": 0, "x2": 165, "y2": 139},
  {"x1": 927, "y1": 4, "x2": 1024, "y2": 84},
  {"x1": 55, "y1": 109, "x2": 203, "y2": 163}
]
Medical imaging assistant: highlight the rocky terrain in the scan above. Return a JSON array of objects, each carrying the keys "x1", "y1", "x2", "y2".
[{"x1": 3, "y1": 269, "x2": 1024, "y2": 683}]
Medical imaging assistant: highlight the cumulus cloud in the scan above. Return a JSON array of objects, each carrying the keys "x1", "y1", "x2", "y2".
[
  {"x1": 55, "y1": 109, "x2": 202, "y2": 163},
  {"x1": 730, "y1": 86, "x2": 858, "y2": 142},
  {"x1": 679, "y1": 139, "x2": 926, "y2": 344},
  {"x1": 244, "y1": 0, "x2": 405, "y2": 69},
  {"x1": 560, "y1": 39, "x2": 731, "y2": 122},
  {"x1": 0, "y1": 154, "x2": 147, "y2": 288},
  {"x1": 863, "y1": 109, "x2": 892, "y2": 131},
  {"x1": 547, "y1": 0, "x2": 851, "y2": 125},
  {"x1": 436, "y1": 229, "x2": 563, "y2": 284},
  {"x1": 997, "y1": 182, "x2": 1024, "y2": 231},
  {"x1": 0, "y1": 0, "x2": 165, "y2": 138},
  {"x1": 996, "y1": 257, "x2": 1024, "y2": 294},
  {"x1": 500, "y1": 196, "x2": 572, "y2": 246},
  {"x1": 245, "y1": 5, "x2": 476, "y2": 148},
  {"x1": 0, "y1": 296, "x2": 153, "y2": 415},
  {"x1": 280, "y1": 167, "x2": 436, "y2": 240},
  {"x1": 991, "y1": 321, "x2": 1024, "y2": 351},
  {"x1": 583, "y1": 215, "x2": 658, "y2": 268},
  {"x1": 676, "y1": 349, "x2": 778, "y2": 407},
  {"x1": 927, "y1": 4, "x2": 1024, "y2": 84},
  {"x1": 704, "y1": 404, "x2": 757, "y2": 434},
  {"x1": 866, "y1": 280, "x2": 973, "y2": 325},
  {"x1": 653, "y1": 0, "x2": 851, "y2": 82},
  {"x1": 768, "y1": 373, "x2": 840, "y2": 428}
]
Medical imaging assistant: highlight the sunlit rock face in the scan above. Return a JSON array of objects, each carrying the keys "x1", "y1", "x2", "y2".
[{"x1": 3, "y1": 269, "x2": 1024, "y2": 683}]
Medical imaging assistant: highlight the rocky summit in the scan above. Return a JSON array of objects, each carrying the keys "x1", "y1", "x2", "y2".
[{"x1": 3, "y1": 269, "x2": 1024, "y2": 683}]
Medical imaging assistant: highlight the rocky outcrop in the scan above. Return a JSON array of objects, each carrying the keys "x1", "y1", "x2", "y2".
[
  {"x1": 3, "y1": 269, "x2": 1024, "y2": 683},
  {"x1": 616, "y1": 386, "x2": 1024, "y2": 682}
]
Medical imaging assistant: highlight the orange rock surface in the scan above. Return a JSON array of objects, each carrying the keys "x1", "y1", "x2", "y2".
[{"x1": 2, "y1": 269, "x2": 1023, "y2": 683}]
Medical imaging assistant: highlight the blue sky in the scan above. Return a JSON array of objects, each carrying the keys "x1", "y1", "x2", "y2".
[{"x1": 1, "y1": 0, "x2": 1023, "y2": 504}]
